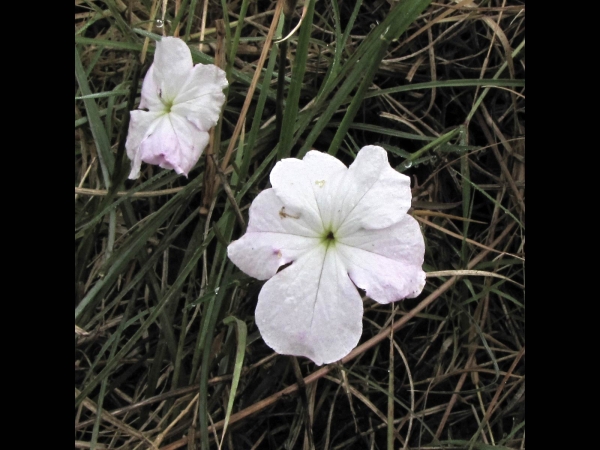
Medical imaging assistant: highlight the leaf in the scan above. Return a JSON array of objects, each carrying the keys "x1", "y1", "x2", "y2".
[{"x1": 219, "y1": 316, "x2": 248, "y2": 446}]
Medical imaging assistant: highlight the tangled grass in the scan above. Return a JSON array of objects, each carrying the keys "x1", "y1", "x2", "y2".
[{"x1": 75, "y1": 1, "x2": 525, "y2": 448}]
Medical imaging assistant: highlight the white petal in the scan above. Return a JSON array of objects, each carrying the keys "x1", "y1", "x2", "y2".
[
  {"x1": 255, "y1": 245, "x2": 363, "y2": 365},
  {"x1": 138, "y1": 65, "x2": 164, "y2": 111},
  {"x1": 126, "y1": 110, "x2": 162, "y2": 159},
  {"x1": 137, "y1": 114, "x2": 209, "y2": 177},
  {"x1": 172, "y1": 64, "x2": 228, "y2": 130},
  {"x1": 332, "y1": 146, "x2": 412, "y2": 235},
  {"x1": 337, "y1": 215, "x2": 426, "y2": 303},
  {"x1": 125, "y1": 110, "x2": 163, "y2": 179},
  {"x1": 228, "y1": 189, "x2": 321, "y2": 280},
  {"x1": 228, "y1": 233, "x2": 319, "y2": 281},
  {"x1": 246, "y1": 188, "x2": 322, "y2": 237},
  {"x1": 152, "y1": 37, "x2": 194, "y2": 103},
  {"x1": 270, "y1": 151, "x2": 348, "y2": 234}
]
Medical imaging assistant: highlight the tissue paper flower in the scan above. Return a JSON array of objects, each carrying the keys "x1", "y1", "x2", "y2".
[
  {"x1": 126, "y1": 37, "x2": 228, "y2": 179},
  {"x1": 227, "y1": 146, "x2": 426, "y2": 365}
]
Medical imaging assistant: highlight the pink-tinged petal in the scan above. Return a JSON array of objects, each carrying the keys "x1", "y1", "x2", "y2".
[
  {"x1": 270, "y1": 151, "x2": 348, "y2": 234},
  {"x1": 126, "y1": 110, "x2": 163, "y2": 159},
  {"x1": 137, "y1": 114, "x2": 209, "y2": 177},
  {"x1": 228, "y1": 189, "x2": 321, "y2": 279},
  {"x1": 152, "y1": 37, "x2": 194, "y2": 103},
  {"x1": 172, "y1": 64, "x2": 228, "y2": 130},
  {"x1": 126, "y1": 110, "x2": 163, "y2": 179},
  {"x1": 138, "y1": 65, "x2": 164, "y2": 111},
  {"x1": 337, "y1": 215, "x2": 426, "y2": 303},
  {"x1": 256, "y1": 245, "x2": 363, "y2": 365},
  {"x1": 332, "y1": 146, "x2": 412, "y2": 235},
  {"x1": 227, "y1": 233, "x2": 319, "y2": 281}
]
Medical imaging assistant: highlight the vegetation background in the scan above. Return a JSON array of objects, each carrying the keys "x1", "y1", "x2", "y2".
[{"x1": 75, "y1": 0, "x2": 525, "y2": 448}]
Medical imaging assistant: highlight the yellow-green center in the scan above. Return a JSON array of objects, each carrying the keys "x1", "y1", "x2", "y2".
[
  {"x1": 321, "y1": 229, "x2": 337, "y2": 248},
  {"x1": 163, "y1": 99, "x2": 174, "y2": 113}
]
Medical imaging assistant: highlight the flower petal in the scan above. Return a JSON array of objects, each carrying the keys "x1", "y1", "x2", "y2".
[
  {"x1": 172, "y1": 64, "x2": 228, "y2": 130},
  {"x1": 270, "y1": 151, "x2": 348, "y2": 234},
  {"x1": 337, "y1": 215, "x2": 426, "y2": 303},
  {"x1": 228, "y1": 189, "x2": 321, "y2": 280},
  {"x1": 227, "y1": 233, "x2": 318, "y2": 281},
  {"x1": 246, "y1": 188, "x2": 322, "y2": 237},
  {"x1": 138, "y1": 65, "x2": 164, "y2": 111},
  {"x1": 137, "y1": 114, "x2": 209, "y2": 177},
  {"x1": 255, "y1": 245, "x2": 363, "y2": 365},
  {"x1": 152, "y1": 37, "x2": 194, "y2": 103},
  {"x1": 333, "y1": 145, "x2": 412, "y2": 235},
  {"x1": 126, "y1": 110, "x2": 163, "y2": 179}
]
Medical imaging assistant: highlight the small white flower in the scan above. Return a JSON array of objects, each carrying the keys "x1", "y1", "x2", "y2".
[
  {"x1": 228, "y1": 146, "x2": 426, "y2": 365},
  {"x1": 126, "y1": 37, "x2": 228, "y2": 179}
]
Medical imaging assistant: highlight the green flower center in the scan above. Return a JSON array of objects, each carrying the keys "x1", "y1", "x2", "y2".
[
  {"x1": 321, "y1": 229, "x2": 336, "y2": 248},
  {"x1": 158, "y1": 89, "x2": 174, "y2": 112}
]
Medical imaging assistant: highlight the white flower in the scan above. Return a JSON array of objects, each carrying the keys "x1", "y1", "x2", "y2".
[
  {"x1": 227, "y1": 146, "x2": 426, "y2": 365},
  {"x1": 126, "y1": 37, "x2": 228, "y2": 179}
]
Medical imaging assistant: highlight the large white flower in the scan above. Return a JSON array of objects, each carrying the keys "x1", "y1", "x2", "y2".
[
  {"x1": 126, "y1": 37, "x2": 228, "y2": 179},
  {"x1": 228, "y1": 146, "x2": 426, "y2": 365}
]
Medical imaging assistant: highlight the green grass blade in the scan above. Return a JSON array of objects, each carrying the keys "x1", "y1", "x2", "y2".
[
  {"x1": 75, "y1": 45, "x2": 114, "y2": 185},
  {"x1": 75, "y1": 179, "x2": 202, "y2": 321},
  {"x1": 278, "y1": 0, "x2": 316, "y2": 159},
  {"x1": 227, "y1": 0, "x2": 250, "y2": 75},
  {"x1": 219, "y1": 316, "x2": 248, "y2": 445},
  {"x1": 75, "y1": 90, "x2": 130, "y2": 100},
  {"x1": 184, "y1": 0, "x2": 199, "y2": 40},
  {"x1": 296, "y1": 0, "x2": 433, "y2": 157},
  {"x1": 198, "y1": 265, "x2": 233, "y2": 448},
  {"x1": 236, "y1": 27, "x2": 281, "y2": 186},
  {"x1": 466, "y1": 39, "x2": 526, "y2": 124},
  {"x1": 76, "y1": 235, "x2": 211, "y2": 407},
  {"x1": 364, "y1": 78, "x2": 525, "y2": 98},
  {"x1": 327, "y1": 0, "x2": 433, "y2": 155}
]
